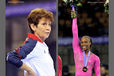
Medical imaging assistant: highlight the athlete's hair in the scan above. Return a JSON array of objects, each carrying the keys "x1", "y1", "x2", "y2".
[{"x1": 27, "y1": 8, "x2": 54, "y2": 33}]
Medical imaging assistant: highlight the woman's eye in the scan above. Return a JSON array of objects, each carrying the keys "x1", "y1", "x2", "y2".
[
  {"x1": 81, "y1": 41, "x2": 88, "y2": 43},
  {"x1": 42, "y1": 23, "x2": 46, "y2": 25},
  {"x1": 85, "y1": 41, "x2": 88, "y2": 43},
  {"x1": 81, "y1": 42, "x2": 83, "y2": 44},
  {"x1": 49, "y1": 24, "x2": 51, "y2": 26}
]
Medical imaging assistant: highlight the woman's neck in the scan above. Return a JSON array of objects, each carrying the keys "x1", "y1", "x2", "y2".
[{"x1": 34, "y1": 33, "x2": 45, "y2": 42}]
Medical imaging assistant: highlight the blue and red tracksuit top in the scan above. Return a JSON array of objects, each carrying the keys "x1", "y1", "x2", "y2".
[{"x1": 7, "y1": 33, "x2": 55, "y2": 76}]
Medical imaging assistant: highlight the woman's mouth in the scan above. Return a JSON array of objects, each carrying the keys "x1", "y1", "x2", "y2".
[
  {"x1": 45, "y1": 32, "x2": 50, "y2": 34},
  {"x1": 82, "y1": 46, "x2": 87, "y2": 50}
]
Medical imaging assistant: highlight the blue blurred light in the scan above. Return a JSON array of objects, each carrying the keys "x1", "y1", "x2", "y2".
[{"x1": 6, "y1": 2, "x2": 56, "y2": 17}]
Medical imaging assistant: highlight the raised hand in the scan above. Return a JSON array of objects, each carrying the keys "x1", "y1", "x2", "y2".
[{"x1": 71, "y1": 10, "x2": 77, "y2": 18}]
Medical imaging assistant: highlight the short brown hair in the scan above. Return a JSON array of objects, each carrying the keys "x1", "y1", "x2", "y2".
[{"x1": 27, "y1": 8, "x2": 54, "y2": 33}]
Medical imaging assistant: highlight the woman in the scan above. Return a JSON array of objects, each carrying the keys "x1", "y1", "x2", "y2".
[
  {"x1": 7, "y1": 8, "x2": 55, "y2": 76},
  {"x1": 71, "y1": 10, "x2": 100, "y2": 76}
]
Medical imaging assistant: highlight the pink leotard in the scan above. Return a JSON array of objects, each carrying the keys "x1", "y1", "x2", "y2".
[{"x1": 72, "y1": 18, "x2": 100, "y2": 76}]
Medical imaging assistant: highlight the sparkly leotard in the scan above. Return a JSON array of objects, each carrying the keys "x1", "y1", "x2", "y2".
[{"x1": 72, "y1": 18, "x2": 100, "y2": 76}]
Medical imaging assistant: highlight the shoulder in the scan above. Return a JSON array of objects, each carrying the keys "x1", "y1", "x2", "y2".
[
  {"x1": 24, "y1": 38, "x2": 37, "y2": 46},
  {"x1": 91, "y1": 52, "x2": 100, "y2": 61},
  {"x1": 25, "y1": 38, "x2": 37, "y2": 43},
  {"x1": 21, "y1": 38, "x2": 38, "y2": 50}
]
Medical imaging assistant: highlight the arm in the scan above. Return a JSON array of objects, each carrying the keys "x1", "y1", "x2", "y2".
[
  {"x1": 7, "y1": 38, "x2": 37, "y2": 76},
  {"x1": 21, "y1": 63, "x2": 37, "y2": 76},
  {"x1": 7, "y1": 38, "x2": 37, "y2": 68},
  {"x1": 72, "y1": 12, "x2": 80, "y2": 53},
  {"x1": 94, "y1": 56, "x2": 101, "y2": 76}
]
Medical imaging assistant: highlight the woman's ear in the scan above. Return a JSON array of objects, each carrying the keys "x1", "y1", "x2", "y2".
[{"x1": 30, "y1": 24, "x2": 36, "y2": 32}]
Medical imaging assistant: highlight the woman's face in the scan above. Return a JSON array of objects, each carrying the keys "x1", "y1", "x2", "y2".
[
  {"x1": 80, "y1": 37, "x2": 91, "y2": 51},
  {"x1": 32, "y1": 17, "x2": 52, "y2": 41}
]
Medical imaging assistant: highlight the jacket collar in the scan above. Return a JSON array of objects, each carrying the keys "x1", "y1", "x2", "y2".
[{"x1": 27, "y1": 33, "x2": 43, "y2": 43}]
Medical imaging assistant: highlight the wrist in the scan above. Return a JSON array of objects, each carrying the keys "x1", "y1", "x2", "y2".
[{"x1": 20, "y1": 63, "x2": 32, "y2": 72}]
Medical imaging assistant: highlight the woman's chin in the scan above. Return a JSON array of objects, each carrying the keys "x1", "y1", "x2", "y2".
[{"x1": 82, "y1": 48, "x2": 86, "y2": 51}]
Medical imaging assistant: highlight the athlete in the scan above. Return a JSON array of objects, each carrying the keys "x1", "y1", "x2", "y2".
[
  {"x1": 71, "y1": 10, "x2": 101, "y2": 76},
  {"x1": 7, "y1": 8, "x2": 55, "y2": 76}
]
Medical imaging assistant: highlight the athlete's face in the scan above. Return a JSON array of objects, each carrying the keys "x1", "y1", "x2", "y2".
[
  {"x1": 80, "y1": 37, "x2": 91, "y2": 51},
  {"x1": 32, "y1": 17, "x2": 51, "y2": 41}
]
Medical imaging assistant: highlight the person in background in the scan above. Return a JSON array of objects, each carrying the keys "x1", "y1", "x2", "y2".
[
  {"x1": 101, "y1": 65, "x2": 109, "y2": 76},
  {"x1": 58, "y1": 56, "x2": 62, "y2": 76}
]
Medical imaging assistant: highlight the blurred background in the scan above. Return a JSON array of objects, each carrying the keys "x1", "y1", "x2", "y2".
[
  {"x1": 58, "y1": 0, "x2": 109, "y2": 76},
  {"x1": 6, "y1": 0, "x2": 56, "y2": 76}
]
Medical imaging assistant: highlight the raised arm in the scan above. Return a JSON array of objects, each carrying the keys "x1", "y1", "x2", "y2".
[
  {"x1": 94, "y1": 56, "x2": 101, "y2": 76},
  {"x1": 72, "y1": 11, "x2": 80, "y2": 53}
]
